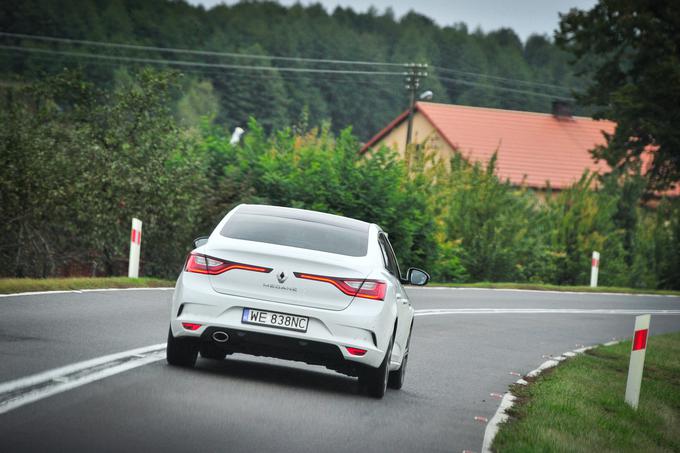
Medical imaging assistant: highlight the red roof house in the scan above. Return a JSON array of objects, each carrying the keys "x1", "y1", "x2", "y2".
[{"x1": 360, "y1": 102, "x2": 617, "y2": 190}]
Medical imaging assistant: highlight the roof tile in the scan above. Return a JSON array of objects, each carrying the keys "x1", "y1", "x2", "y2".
[{"x1": 415, "y1": 102, "x2": 616, "y2": 189}]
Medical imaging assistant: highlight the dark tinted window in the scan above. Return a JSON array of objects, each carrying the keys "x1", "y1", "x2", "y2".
[
  {"x1": 221, "y1": 212, "x2": 369, "y2": 257},
  {"x1": 378, "y1": 233, "x2": 401, "y2": 277}
]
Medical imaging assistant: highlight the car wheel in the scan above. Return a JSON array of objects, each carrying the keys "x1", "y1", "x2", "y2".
[
  {"x1": 359, "y1": 334, "x2": 394, "y2": 399},
  {"x1": 199, "y1": 343, "x2": 227, "y2": 360},
  {"x1": 166, "y1": 327, "x2": 198, "y2": 367},
  {"x1": 388, "y1": 331, "x2": 411, "y2": 390}
]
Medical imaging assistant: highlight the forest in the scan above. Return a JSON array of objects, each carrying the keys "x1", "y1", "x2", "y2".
[{"x1": 1, "y1": 0, "x2": 583, "y2": 139}]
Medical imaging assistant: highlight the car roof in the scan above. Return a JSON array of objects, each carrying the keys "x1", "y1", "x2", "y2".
[{"x1": 235, "y1": 204, "x2": 371, "y2": 233}]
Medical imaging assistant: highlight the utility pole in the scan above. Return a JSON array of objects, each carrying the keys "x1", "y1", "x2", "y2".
[{"x1": 404, "y1": 62, "x2": 428, "y2": 149}]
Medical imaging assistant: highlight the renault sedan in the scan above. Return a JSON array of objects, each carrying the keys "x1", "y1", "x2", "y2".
[{"x1": 166, "y1": 204, "x2": 429, "y2": 398}]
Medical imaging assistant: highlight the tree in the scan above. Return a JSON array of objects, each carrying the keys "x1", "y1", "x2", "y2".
[
  {"x1": 0, "y1": 69, "x2": 206, "y2": 278},
  {"x1": 2, "y1": 0, "x2": 584, "y2": 140},
  {"x1": 556, "y1": 0, "x2": 680, "y2": 192}
]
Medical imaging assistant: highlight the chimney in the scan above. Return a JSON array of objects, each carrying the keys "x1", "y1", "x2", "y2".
[{"x1": 552, "y1": 100, "x2": 572, "y2": 119}]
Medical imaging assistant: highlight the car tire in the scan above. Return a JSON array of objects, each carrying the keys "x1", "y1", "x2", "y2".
[
  {"x1": 166, "y1": 327, "x2": 198, "y2": 367},
  {"x1": 199, "y1": 343, "x2": 227, "y2": 360},
  {"x1": 359, "y1": 334, "x2": 394, "y2": 399},
  {"x1": 388, "y1": 333, "x2": 410, "y2": 390}
]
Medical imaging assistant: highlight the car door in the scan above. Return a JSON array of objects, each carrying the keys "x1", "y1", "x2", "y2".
[{"x1": 378, "y1": 233, "x2": 412, "y2": 365}]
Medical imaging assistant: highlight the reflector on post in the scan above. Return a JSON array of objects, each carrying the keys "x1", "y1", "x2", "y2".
[
  {"x1": 625, "y1": 314, "x2": 651, "y2": 409},
  {"x1": 590, "y1": 251, "x2": 600, "y2": 287},
  {"x1": 128, "y1": 218, "x2": 142, "y2": 278}
]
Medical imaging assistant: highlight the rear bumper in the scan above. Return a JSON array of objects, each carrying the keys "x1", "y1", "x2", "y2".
[
  {"x1": 199, "y1": 326, "x2": 359, "y2": 376},
  {"x1": 170, "y1": 272, "x2": 396, "y2": 369}
]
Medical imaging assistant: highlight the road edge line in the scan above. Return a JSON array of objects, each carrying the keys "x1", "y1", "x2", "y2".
[
  {"x1": 407, "y1": 286, "x2": 678, "y2": 298},
  {"x1": 0, "y1": 287, "x2": 174, "y2": 298},
  {"x1": 480, "y1": 342, "x2": 616, "y2": 453}
]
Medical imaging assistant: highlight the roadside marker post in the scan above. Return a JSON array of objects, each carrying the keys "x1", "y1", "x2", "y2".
[
  {"x1": 128, "y1": 218, "x2": 142, "y2": 278},
  {"x1": 590, "y1": 251, "x2": 600, "y2": 287},
  {"x1": 625, "y1": 314, "x2": 651, "y2": 409}
]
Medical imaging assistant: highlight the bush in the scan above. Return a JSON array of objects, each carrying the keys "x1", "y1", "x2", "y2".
[
  {"x1": 0, "y1": 69, "x2": 205, "y2": 278},
  {"x1": 427, "y1": 153, "x2": 545, "y2": 282},
  {"x1": 542, "y1": 172, "x2": 628, "y2": 286},
  {"x1": 195, "y1": 119, "x2": 439, "y2": 274},
  {"x1": 2, "y1": 70, "x2": 677, "y2": 288}
]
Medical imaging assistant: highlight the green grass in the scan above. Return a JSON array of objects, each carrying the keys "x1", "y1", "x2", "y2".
[
  {"x1": 429, "y1": 282, "x2": 680, "y2": 296},
  {"x1": 493, "y1": 332, "x2": 680, "y2": 453},
  {"x1": 2, "y1": 277, "x2": 677, "y2": 297},
  {"x1": 0, "y1": 277, "x2": 174, "y2": 294}
]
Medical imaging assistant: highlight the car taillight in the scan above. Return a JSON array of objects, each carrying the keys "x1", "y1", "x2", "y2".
[
  {"x1": 182, "y1": 322, "x2": 202, "y2": 331},
  {"x1": 346, "y1": 347, "x2": 367, "y2": 356},
  {"x1": 185, "y1": 253, "x2": 272, "y2": 275},
  {"x1": 294, "y1": 272, "x2": 386, "y2": 300}
]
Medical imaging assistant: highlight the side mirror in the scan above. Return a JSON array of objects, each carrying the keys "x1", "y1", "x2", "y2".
[
  {"x1": 405, "y1": 268, "x2": 430, "y2": 286},
  {"x1": 193, "y1": 236, "x2": 209, "y2": 248}
]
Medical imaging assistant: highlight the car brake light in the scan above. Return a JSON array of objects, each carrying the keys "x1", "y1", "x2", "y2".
[
  {"x1": 182, "y1": 322, "x2": 202, "y2": 331},
  {"x1": 294, "y1": 272, "x2": 386, "y2": 300},
  {"x1": 185, "y1": 253, "x2": 272, "y2": 275},
  {"x1": 346, "y1": 347, "x2": 367, "y2": 356}
]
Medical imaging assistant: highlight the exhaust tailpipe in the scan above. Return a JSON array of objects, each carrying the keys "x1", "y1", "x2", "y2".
[{"x1": 212, "y1": 331, "x2": 229, "y2": 343}]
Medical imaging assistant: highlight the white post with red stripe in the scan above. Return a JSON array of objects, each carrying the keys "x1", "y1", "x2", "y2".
[
  {"x1": 590, "y1": 251, "x2": 600, "y2": 287},
  {"x1": 625, "y1": 314, "x2": 651, "y2": 409},
  {"x1": 128, "y1": 218, "x2": 143, "y2": 278}
]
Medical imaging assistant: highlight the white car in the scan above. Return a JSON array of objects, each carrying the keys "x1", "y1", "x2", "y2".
[{"x1": 167, "y1": 204, "x2": 429, "y2": 398}]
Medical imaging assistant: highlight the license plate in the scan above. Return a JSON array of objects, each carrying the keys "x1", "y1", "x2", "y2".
[{"x1": 241, "y1": 308, "x2": 309, "y2": 332}]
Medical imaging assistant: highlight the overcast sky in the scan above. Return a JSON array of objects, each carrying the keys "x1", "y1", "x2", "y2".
[{"x1": 188, "y1": 0, "x2": 598, "y2": 42}]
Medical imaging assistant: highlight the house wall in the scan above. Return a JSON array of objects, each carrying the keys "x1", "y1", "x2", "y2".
[{"x1": 369, "y1": 111, "x2": 456, "y2": 162}]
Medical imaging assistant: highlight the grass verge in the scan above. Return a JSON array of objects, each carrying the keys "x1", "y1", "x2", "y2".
[
  {"x1": 493, "y1": 332, "x2": 680, "y2": 452},
  {"x1": 429, "y1": 282, "x2": 680, "y2": 296},
  {"x1": 0, "y1": 277, "x2": 174, "y2": 294}
]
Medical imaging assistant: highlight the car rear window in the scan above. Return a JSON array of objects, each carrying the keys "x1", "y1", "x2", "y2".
[{"x1": 220, "y1": 213, "x2": 369, "y2": 257}]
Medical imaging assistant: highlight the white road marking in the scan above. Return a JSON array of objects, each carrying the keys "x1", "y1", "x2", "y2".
[
  {"x1": 0, "y1": 287, "x2": 174, "y2": 298},
  {"x1": 480, "y1": 342, "x2": 606, "y2": 453},
  {"x1": 481, "y1": 392, "x2": 516, "y2": 453},
  {"x1": 414, "y1": 308, "x2": 680, "y2": 316},
  {"x1": 0, "y1": 290, "x2": 674, "y2": 418},
  {"x1": 0, "y1": 344, "x2": 166, "y2": 414},
  {"x1": 407, "y1": 286, "x2": 680, "y2": 298}
]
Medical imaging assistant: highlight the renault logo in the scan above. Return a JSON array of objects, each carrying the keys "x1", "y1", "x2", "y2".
[{"x1": 277, "y1": 271, "x2": 287, "y2": 284}]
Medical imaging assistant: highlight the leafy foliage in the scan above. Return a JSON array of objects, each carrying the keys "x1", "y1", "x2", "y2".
[
  {"x1": 0, "y1": 69, "x2": 205, "y2": 278},
  {"x1": 1, "y1": 69, "x2": 678, "y2": 289},
  {"x1": 557, "y1": 0, "x2": 680, "y2": 192},
  {"x1": 195, "y1": 119, "x2": 435, "y2": 272}
]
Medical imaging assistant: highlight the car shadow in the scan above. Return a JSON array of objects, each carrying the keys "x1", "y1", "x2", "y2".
[{"x1": 188, "y1": 355, "x2": 364, "y2": 397}]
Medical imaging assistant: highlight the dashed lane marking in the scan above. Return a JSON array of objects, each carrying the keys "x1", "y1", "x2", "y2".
[{"x1": 0, "y1": 344, "x2": 166, "y2": 415}]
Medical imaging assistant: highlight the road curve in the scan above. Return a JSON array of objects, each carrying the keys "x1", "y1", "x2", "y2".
[{"x1": 1, "y1": 287, "x2": 679, "y2": 452}]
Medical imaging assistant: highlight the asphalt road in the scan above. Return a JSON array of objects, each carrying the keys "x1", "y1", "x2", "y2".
[{"x1": 1, "y1": 287, "x2": 680, "y2": 452}]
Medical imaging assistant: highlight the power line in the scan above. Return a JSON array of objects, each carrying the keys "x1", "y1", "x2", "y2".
[
  {"x1": 0, "y1": 48, "x2": 567, "y2": 117},
  {"x1": 0, "y1": 44, "x2": 404, "y2": 76},
  {"x1": 437, "y1": 76, "x2": 574, "y2": 101},
  {"x1": 0, "y1": 48, "x2": 402, "y2": 95},
  {"x1": 0, "y1": 31, "x2": 404, "y2": 68},
  {"x1": 0, "y1": 44, "x2": 572, "y2": 100},
  {"x1": 0, "y1": 31, "x2": 574, "y2": 94},
  {"x1": 433, "y1": 66, "x2": 572, "y2": 93}
]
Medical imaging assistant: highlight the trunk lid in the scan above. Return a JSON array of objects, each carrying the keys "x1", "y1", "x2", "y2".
[{"x1": 207, "y1": 237, "x2": 369, "y2": 311}]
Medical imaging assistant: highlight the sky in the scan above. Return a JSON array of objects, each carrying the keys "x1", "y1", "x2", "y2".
[{"x1": 188, "y1": 0, "x2": 598, "y2": 42}]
